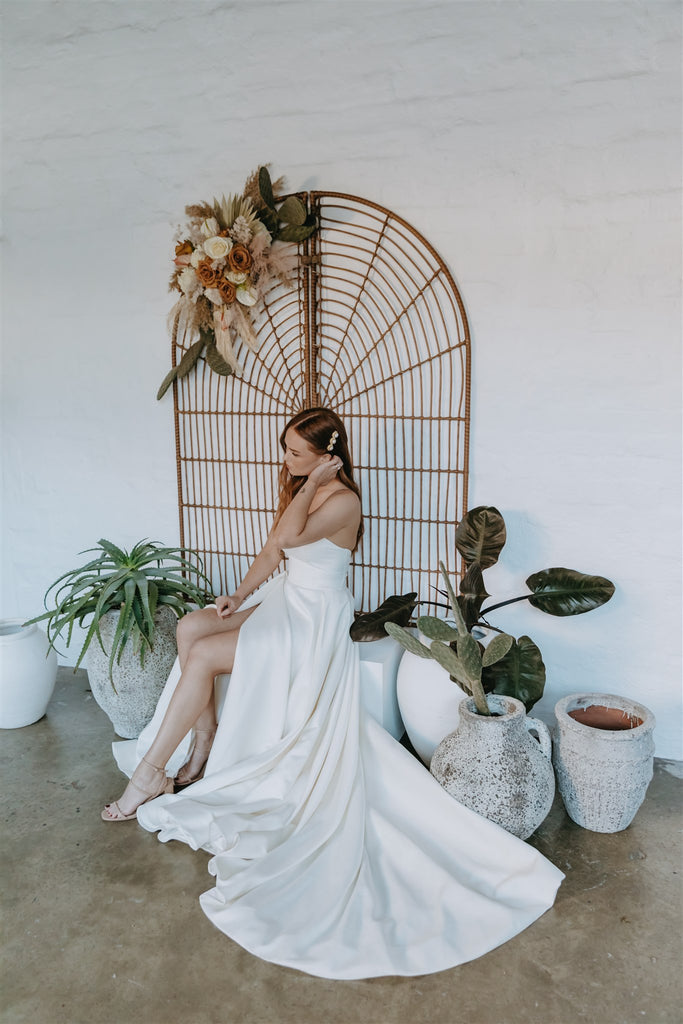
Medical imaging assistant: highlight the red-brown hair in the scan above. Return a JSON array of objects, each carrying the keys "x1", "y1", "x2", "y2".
[{"x1": 273, "y1": 407, "x2": 363, "y2": 550}]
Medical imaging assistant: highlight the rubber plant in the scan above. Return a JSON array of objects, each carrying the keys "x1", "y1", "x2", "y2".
[
  {"x1": 385, "y1": 506, "x2": 616, "y2": 715},
  {"x1": 26, "y1": 539, "x2": 213, "y2": 684}
]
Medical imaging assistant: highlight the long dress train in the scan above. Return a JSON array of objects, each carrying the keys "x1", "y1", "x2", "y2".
[{"x1": 112, "y1": 538, "x2": 563, "y2": 980}]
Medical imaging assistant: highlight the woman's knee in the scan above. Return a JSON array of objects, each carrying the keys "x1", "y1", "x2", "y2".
[
  {"x1": 177, "y1": 607, "x2": 215, "y2": 648},
  {"x1": 186, "y1": 633, "x2": 235, "y2": 676}
]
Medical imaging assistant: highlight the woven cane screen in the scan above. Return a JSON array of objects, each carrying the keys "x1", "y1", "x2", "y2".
[{"x1": 172, "y1": 192, "x2": 470, "y2": 612}]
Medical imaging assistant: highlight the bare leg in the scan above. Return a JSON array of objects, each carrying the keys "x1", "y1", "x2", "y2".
[{"x1": 102, "y1": 607, "x2": 253, "y2": 819}]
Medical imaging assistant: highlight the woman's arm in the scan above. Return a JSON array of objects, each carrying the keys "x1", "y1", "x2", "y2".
[
  {"x1": 272, "y1": 462, "x2": 360, "y2": 550},
  {"x1": 215, "y1": 538, "x2": 283, "y2": 618}
]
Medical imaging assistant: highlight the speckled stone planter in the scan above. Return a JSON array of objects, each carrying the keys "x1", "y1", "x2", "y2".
[
  {"x1": 430, "y1": 694, "x2": 555, "y2": 839},
  {"x1": 553, "y1": 693, "x2": 655, "y2": 833},
  {"x1": 87, "y1": 606, "x2": 178, "y2": 738}
]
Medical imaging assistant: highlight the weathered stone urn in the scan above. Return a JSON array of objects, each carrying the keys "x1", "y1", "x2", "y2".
[
  {"x1": 430, "y1": 694, "x2": 555, "y2": 839},
  {"x1": 553, "y1": 693, "x2": 655, "y2": 833},
  {"x1": 87, "y1": 605, "x2": 178, "y2": 738}
]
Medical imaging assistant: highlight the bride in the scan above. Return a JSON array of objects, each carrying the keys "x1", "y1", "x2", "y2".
[{"x1": 104, "y1": 406, "x2": 563, "y2": 979}]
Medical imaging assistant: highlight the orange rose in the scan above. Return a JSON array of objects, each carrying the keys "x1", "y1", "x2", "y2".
[
  {"x1": 196, "y1": 259, "x2": 220, "y2": 287},
  {"x1": 228, "y1": 244, "x2": 253, "y2": 273},
  {"x1": 218, "y1": 278, "x2": 236, "y2": 304},
  {"x1": 175, "y1": 240, "x2": 193, "y2": 256}
]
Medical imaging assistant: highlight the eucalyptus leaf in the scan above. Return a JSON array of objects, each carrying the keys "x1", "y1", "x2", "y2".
[
  {"x1": 204, "y1": 340, "x2": 235, "y2": 377},
  {"x1": 278, "y1": 223, "x2": 317, "y2": 243},
  {"x1": 350, "y1": 592, "x2": 417, "y2": 642},
  {"x1": 258, "y1": 166, "x2": 275, "y2": 209},
  {"x1": 481, "y1": 635, "x2": 546, "y2": 711},
  {"x1": 277, "y1": 195, "x2": 307, "y2": 226},
  {"x1": 526, "y1": 568, "x2": 616, "y2": 616},
  {"x1": 454, "y1": 506, "x2": 506, "y2": 569}
]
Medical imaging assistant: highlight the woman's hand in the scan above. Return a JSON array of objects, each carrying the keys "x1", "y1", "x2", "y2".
[
  {"x1": 308, "y1": 457, "x2": 342, "y2": 486},
  {"x1": 215, "y1": 594, "x2": 243, "y2": 618}
]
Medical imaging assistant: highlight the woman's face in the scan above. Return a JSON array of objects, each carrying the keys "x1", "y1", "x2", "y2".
[{"x1": 283, "y1": 428, "x2": 327, "y2": 478}]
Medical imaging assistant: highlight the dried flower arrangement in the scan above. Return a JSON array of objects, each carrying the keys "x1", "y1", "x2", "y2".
[{"x1": 157, "y1": 166, "x2": 317, "y2": 399}]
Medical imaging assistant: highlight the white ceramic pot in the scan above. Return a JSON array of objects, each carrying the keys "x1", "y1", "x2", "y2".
[
  {"x1": 0, "y1": 619, "x2": 58, "y2": 728},
  {"x1": 396, "y1": 648, "x2": 467, "y2": 765},
  {"x1": 430, "y1": 694, "x2": 556, "y2": 839},
  {"x1": 553, "y1": 693, "x2": 655, "y2": 833},
  {"x1": 87, "y1": 605, "x2": 178, "y2": 738}
]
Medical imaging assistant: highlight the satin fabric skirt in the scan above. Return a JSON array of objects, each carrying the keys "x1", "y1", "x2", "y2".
[{"x1": 113, "y1": 539, "x2": 563, "y2": 979}]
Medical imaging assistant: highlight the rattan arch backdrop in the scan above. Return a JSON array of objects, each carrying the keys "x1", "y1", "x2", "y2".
[{"x1": 171, "y1": 192, "x2": 470, "y2": 612}]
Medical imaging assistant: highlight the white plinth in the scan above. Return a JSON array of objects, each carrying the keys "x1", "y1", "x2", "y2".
[{"x1": 357, "y1": 636, "x2": 405, "y2": 740}]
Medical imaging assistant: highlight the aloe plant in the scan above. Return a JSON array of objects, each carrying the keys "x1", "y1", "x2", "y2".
[
  {"x1": 25, "y1": 539, "x2": 213, "y2": 683},
  {"x1": 385, "y1": 506, "x2": 615, "y2": 714}
]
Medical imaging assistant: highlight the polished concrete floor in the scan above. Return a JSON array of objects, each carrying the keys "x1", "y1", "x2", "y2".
[{"x1": 2, "y1": 669, "x2": 681, "y2": 1024}]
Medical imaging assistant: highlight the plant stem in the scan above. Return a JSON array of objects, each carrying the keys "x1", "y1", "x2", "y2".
[{"x1": 480, "y1": 595, "x2": 530, "y2": 615}]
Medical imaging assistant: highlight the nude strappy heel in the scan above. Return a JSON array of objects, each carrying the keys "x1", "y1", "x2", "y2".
[
  {"x1": 101, "y1": 756, "x2": 173, "y2": 822},
  {"x1": 174, "y1": 728, "x2": 216, "y2": 789}
]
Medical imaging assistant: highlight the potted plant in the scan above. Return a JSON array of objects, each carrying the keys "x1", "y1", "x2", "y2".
[
  {"x1": 26, "y1": 539, "x2": 212, "y2": 738},
  {"x1": 386, "y1": 505, "x2": 615, "y2": 760},
  {"x1": 382, "y1": 506, "x2": 615, "y2": 838}
]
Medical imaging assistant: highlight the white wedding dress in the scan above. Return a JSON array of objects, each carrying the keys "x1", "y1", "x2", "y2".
[{"x1": 112, "y1": 538, "x2": 563, "y2": 979}]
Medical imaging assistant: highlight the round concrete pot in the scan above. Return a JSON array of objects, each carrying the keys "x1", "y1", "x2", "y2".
[
  {"x1": 0, "y1": 619, "x2": 58, "y2": 728},
  {"x1": 553, "y1": 692, "x2": 655, "y2": 833},
  {"x1": 430, "y1": 694, "x2": 555, "y2": 839},
  {"x1": 87, "y1": 605, "x2": 178, "y2": 738}
]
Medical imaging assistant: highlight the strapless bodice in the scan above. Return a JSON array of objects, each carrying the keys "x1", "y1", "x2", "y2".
[{"x1": 283, "y1": 538, "x2": 351, "y2": 591}]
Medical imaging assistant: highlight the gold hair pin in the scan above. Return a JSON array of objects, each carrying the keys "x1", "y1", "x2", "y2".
[{"x1": 326, "y1": 431, "x2": 339, "y2": 452}]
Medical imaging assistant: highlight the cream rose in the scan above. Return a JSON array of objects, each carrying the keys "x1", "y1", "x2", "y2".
[
  {"x1": 203, "y1": 235, "x2": 232, "y2": 260},
  {"x1": 190, "y1": 248, "x2": 205, "y2": 269},
  {"x1": 225, "y1": 270, "x2": 247, "y2": 285}
]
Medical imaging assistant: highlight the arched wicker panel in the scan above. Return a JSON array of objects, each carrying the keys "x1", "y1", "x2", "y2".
[{"x1": 172, "y1": 192, "x2": 470, "y2": 612}]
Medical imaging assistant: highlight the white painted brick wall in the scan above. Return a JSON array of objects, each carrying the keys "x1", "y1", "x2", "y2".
[{"x1": 2, "y1": 1, "x2": 681, "y2": 757}]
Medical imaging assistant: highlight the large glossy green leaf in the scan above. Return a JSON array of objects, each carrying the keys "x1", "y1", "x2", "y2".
[
  {"x1": 350, "y1": 592, "x2": 417, "y2": 641},
  {"x1": 526, "y1": 568, "x2": 615, "y2": 616},
  {"x1": 457, "y1": 563, "x2": 489, "y2": 630},
  {"x1": 481, "y1": 635, "x2": 546, "y2": 711},
  {"x1": 454, "y1": 506, "x2": 506, "y2": 569}
]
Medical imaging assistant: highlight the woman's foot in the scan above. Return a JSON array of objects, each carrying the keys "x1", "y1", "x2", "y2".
[
  {"x1": 175, "y1": 728, "x2": 216, "y2": 788},
  {"x1": 101, "y1": 757, "x2": 172, "y2": 821}
]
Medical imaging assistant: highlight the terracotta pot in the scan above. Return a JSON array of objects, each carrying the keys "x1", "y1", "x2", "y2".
[
  {"x1": 430, "y1": 694, "x2": 555, "y2": 839},
  {"x1": 553, "y1": 693, "x2": 655, "y2": 833},
  {"x1": 87, "y1": 606, "x2": 178, "y2": 738}
]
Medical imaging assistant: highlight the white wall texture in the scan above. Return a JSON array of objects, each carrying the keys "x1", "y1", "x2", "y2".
[{"x1": 2, "y1": 1, "x2": 681, "y2": 758}]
